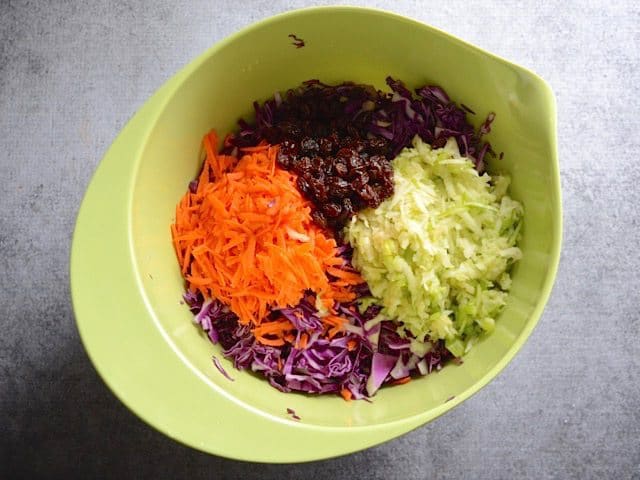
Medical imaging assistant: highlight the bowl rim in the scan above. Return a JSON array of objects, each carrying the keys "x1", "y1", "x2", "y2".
[{"x1": 70, "y1": 5, "x2": 562, "y2": 462}]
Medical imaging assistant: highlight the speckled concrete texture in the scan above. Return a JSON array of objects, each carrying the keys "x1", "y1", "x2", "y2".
[{"x1": 1, "y1": 1, "x2": 638, "y2": 478}]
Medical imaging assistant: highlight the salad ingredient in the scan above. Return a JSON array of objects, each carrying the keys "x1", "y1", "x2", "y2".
[
  {"x1": 278, "y1": 135, "x2": 394, "y2": 230},
  {"x1": 212, "y1": 354, "x2": 234, "y2": 381},
  {"x1": 366, "y1": 353, "x2": 397, "y2": 396},
  {"x1": 172, "y1": 131, "x2": 364, "y2": 344},
  {"x1": 345, "y1": 137, "x2": 522, "y2": 355},
  {"x1": 288, "y1": 34, "x2": 305, "y2": 49},
  {"x1": 378, "y1": 77, "x2": 496, "y2": 168}
]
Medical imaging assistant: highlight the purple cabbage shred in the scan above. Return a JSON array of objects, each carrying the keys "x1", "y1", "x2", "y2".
[{"x1": 184, "y1": 290, "x2": 451, "y2": 399}]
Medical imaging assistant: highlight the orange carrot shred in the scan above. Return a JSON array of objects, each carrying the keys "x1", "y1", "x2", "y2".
[
  {"x1": 171, "y1": 130, "x2": 363, "y2": 346},
  {"x1": 390, "y1": 377, "x2": 412, "y2": 386},
  {"x1": 253, "y1": 337, "x2": 286, "y2": 347},
  {"x1": 340, "y1": 388, "x2": 353, "y2": 401}
]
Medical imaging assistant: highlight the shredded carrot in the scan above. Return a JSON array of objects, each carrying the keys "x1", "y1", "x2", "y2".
[
  {"x1": 326, "y1": 267, "x2": 363, "y2": 282},
  {"x1": 390, "y1": 377, "x2": 412, "y2": 386},
  {"x1": 254, "y1": 337, "x2": 286, "y2": 347},
  {"x1": 340, "y1": 388, "x2": 353, "y2": 401},
  {"x1": 172, "y1": 130, "x2": 364, "y2": 345},
  {"x1": 238, "y1": 142, "x2": 270, "y2": 153},
  {"x1": 252, "y1": 319, "x2": 294, "y2": 336}
]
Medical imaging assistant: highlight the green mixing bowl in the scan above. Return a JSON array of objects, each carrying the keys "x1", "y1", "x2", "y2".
[{"x1": 70, "y1": 6, "x2": 561, "y2": 462}]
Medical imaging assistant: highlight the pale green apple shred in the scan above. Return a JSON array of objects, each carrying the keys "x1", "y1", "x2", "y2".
[{"x1": 344, "y1": 136, "x2": 523, "y2": 357}]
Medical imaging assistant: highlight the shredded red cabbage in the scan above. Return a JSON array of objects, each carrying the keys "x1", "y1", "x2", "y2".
[
  {"x1": 184, "y1": 291, "x2": 449, "y2": 399},
  {"x1": 212, "y1": 354, "x2": 234, "y2": 381}
]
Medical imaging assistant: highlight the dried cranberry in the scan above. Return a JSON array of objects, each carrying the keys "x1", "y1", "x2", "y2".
[
  {"x1": 300, "y1": 137, "x2": 319, "y2": 153},
  {"x1": 296, "y1": 177, "x2": 312, "y2": 197},
  {"x1": 358, "y1": 184, "x2": 380, "y2": 207},
  {"x1": 352, "y1": 172, "x2": 370, "y2": 190},
  {"x1": 334, "y1": 161, "x2": 348, "y2": 177},
  {"x1": 327, "y1": 131, "x2": 340, "y2": 146},
  {"x1": 347, "y1": 154, "x2": 364, "y2": 171},
  {"x1": 310, "y1": 156, "x2": 324, "y2": 169},
  {"x1": 318, "y1": 137, "x2": 334, "y2": 154},
  {"x1": 380, "y1": 161, "x2": 393, "y2": 176},
  {"x1": 309, "y1": 167, "x2": 325, "y2": 183},
  {"x1": 323, "y1": 203, "x2": 342, "y2": 218},
  {"x1": 280, "y1": 139, "x2": 299, "y2": 155},
  {"x1": 342, "y1": 197, "x2": 354, "y2": 216},
  {"x1": 348, "y1": 139, "x2": 366, "y2": 153},
  {"x1": 277, "y1": 151, "x2": 292, "y2": 168},
  {"x1": 279, "y1": 121, "x2": 302, "y2": 138},
  {"x1": 293, "y1": 156, "x2": 312, "y2": 175},
  {"x1": 311, "y1": 210, "x2": 327, "y2": 228},
  {"x1": 329, "y1": 177, "x2": 351, "y2": 197},
  {"x1": 367, "y1": 137, "x2": 388, "y2": 153},
  {"x1": 336, "y1": 147, "x2": 353, "y2": 159},
  {"x1": 308, "y1": 178, "x2": 328, "y2": 202}
]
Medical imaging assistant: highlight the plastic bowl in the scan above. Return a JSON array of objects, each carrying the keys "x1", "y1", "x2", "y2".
[{"x1": 71, "y1": 6, "x2": 561, "y2": 462}]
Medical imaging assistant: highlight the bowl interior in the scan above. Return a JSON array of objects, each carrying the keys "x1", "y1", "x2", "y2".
[{"x1": 129, "y1": 8, "x2": 558, "y2": 427}]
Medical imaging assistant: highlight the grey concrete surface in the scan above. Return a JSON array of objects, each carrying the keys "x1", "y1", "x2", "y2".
[{"x1": 1, "y1": 1, "x2": 639, "y2": 478}]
